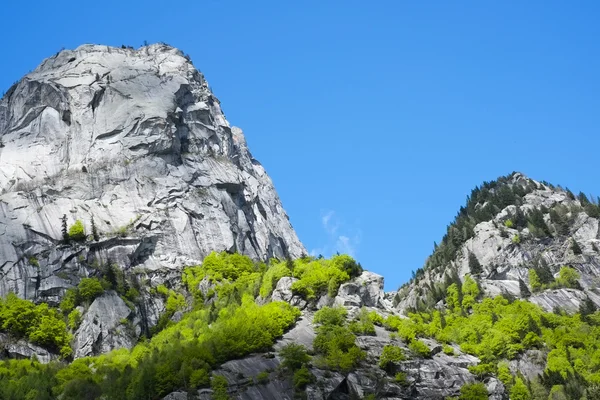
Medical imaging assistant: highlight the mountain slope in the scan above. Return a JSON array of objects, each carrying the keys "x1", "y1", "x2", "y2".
[
  {"x1": 2, "y1": 45, "x2": 600, "y2": 400},
  {"x1": 395, "y1": 172, "x2": 600, "y2": 314},
  {"x1": 0, "y1": 43, "x2": 305, "y2": 355}
]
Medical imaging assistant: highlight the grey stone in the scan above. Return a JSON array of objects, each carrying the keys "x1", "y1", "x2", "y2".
[
  {"x1": 0, "y1": 43, "x2": 305, "y2": 306},
  {"x1": 72, "y1": 290, "x2": 135, "y2": 358}
]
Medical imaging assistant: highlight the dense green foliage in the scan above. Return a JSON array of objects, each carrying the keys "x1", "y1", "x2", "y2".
[
  {"x1": 68, "y1": 220, "x2": 86, "y2": 242},
  {"x1": 378, "y1": 344, "x2": 406, "y2": 372},
  {"x1": 386, "y1": 278, "x2": 600, "y2": 398},
  {"x1": 458, "y1": 383, "x2": 488, "y2": 399},
  {"x1": 0, "y1": 294, "x2": 72, "y2": 358},
  {"x1": 0, "y1": 252, "x2": 309, "y2": 400},
  {"x1": 290, "y1": 254, "x2": 362, "y2": 299},
  {"x1": 313, "y1": 306, "x2": 366, "y2": 372}
]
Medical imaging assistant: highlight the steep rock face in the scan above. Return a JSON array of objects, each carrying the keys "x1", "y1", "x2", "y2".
[{"x1": 0, "y1": 43, "x2": 304, "y2": 305}]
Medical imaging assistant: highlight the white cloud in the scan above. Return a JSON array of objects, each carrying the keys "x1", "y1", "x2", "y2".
[{"x1": 310, "y1": 210, "x2": 361, "y2": 258}]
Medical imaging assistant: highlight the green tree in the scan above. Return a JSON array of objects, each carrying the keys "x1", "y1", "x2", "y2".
[
  {"x1": 91, "y1": 216, "x2": 99, "y2": 241},
  {"x1": 78, "y1": 278, "x2": 104, "y2": 303},
  {"x1": 571, "y1": 238, "x2": 583, "y2": 255},
  {"x1": 293, "y1": 365, "x2": 314, "y2": 390},
  {"x1": 68, "y1": 220, "x2": 86, "y2": 242},
  {"x1": 529, "y1": 269, "x2": 542, "y2": 292},
  {"x1": 459, "y1": 383, "x2": 488, "y2": 400},
  {"x1": 61, "y1": 214, "x2": 69, "y2": 243},
  {"x1": 279, "y1": 343, "x2": 310, "y2": 371},
  {"x1": 462, "y1": 275, "x2": 480, "y2": 309},
  {"x1": 446, "y1": 283, "x2": 461, "y2": 313},
  {"x1": 378, "y1": 345, "x2": 406, "y2": 372},
  {"x1": 468, "y1": 253, "x2": 483, "y2": 275},
  {"x1": 510, "y1": 377, "x2": 531, "y2": 400},
  {"x1": 555, "y1": 266, "x2": 580, "y2": 289}
]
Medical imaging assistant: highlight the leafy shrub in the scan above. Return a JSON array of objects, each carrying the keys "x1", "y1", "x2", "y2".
[
  {"x1": 0, "y1": 294, "x2": 72, "y2": 356},
  {"x1": 529, "y1": 269, "x2": 542, "y2": 292},
  {"x1": 555, "y1": 266, "x2": 580, "y2": 289},
  {"x1": 211, "y1": 375, "x2": 229, "y2": 400},
  {"x1": 28, "y1": 256, "x2": 39, "y2": 267},
  {"x1": 504, "y1": 219, "x2": 514, "y2": 228},
  {"x1": 394, "y1": 372, "x2": 409, "y2": 386},
  {"x1": 60, "y1": 288, "x2": 79, "y2": 313},
  {"x1": 293, "y1": 365, "x2": 314, "y2": 390},
  {"x1": 77, "y1": 278, "x2": 104, "y2": 303},
  {"x1": 349, "y1": 307, "x2": 376, "y2": 336},
  {"x1": 189, "y1": 368, "x2": 210, "y2": 388},
  {"x1": 314, "y1": 306, "x2": 347, "y2": 327},
  {"x1": 459, "y1": 383, "x2": 488, "y2": 400},
  {"x1": 291, "y1": 255, "x2": 357, "y2": 299},
  {"x1": 510, "y1": 377, "x2": 531, "y2": 400},
  {"x1": 259, "y1": 261, "x2": 291, "y2": 297},
  {"x1": 368, "y1": 311, "x2": 385, "y2": 326},
  {"x1": 279, "y1": 343, "x2": 310, "y2": 371},
  {"x1": 442, "y1": 345, "x2": 455, "y2": 356},
  {"x1": 68, "y1": 220, "x2": 86, "y2": 242},
  {"x1": 379, "y1": 345, "x2": 406, "y2": 372},
  {"x1": 255, "y1": 371, "x2": 270, "y2": 384},
  {"x1": 408, "y1": 339, "x2": 431, "y2": 358},
  {"x1": 68, "y1": 309, "x2": 82, "y2": 330},
  {"x1": 512, "y1": 234, "x2": 521, "y2": 244}
]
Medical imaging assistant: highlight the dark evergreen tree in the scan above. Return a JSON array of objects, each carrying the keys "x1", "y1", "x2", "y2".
[
  {"x1": 513, "y1": 206, "x2": 528, "y2": 229},
  {"x1": 468, "y1": 252, "x2": 483, "y2": 275},
  {"x1": 519, "y1": 278, "x2": 531, "y2": 298},
  {"x1": 572, "y1": 238, "x2": 583, "y2": 255},
  {"x1": 528, "y1": 208, "x2": 551, "y2": 237},
  {"x1": 533, "y1": 258, "x2": 554, "y2": 285},
  {"x1": 91, "y1": 215, "x2": 100, "y2": 242},
  {"x1": 61, "y1": 214, "x2": 69, "y2": 243},
  {"x1": 578, "y1": 192, "x2": 590, "y2": 205}
]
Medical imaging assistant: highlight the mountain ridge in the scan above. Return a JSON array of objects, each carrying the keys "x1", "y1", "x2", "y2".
[{"x1": 0, "y1": 45, "x2": 600, "y2": 400}]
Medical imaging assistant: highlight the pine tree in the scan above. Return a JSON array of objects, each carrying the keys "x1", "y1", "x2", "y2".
[
  {"x1": 571, "y1": 238, "x2": 583, "y2": 255},
  {"x1": 61, "y1": 215, "x2": 69, "y2": 243},
  {"x1": 91, "y1": 215, "x2": 100, "y2": 242},
  {"x1": 519, "y1": 278, "x2": 531, "y2": 298},
  {"x1": 468, "y1": 252, "x2": 483, "y2": 275}
]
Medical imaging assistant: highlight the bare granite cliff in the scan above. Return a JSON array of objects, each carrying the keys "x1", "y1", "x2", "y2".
[{"x1": 0, "y1": 43, "x2": 305, "y2": 356}]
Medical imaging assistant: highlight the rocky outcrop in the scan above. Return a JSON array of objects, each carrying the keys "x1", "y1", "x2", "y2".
[
  {"x1": 72, "y1": 290, "x2": 136, "y2": 358},
  {"x1": 0, "y1": 43, "x2": 305, "y2": 305},
  {"x1": 395, "y1": 173, "x2": 600, "y2": 314},
  {"x1": 0, "y1": 44, "x2": 305, "y2": 354},
  {"x1": 0, "y1": 333, "x2": 59, "y2": 363},
  {"x1": 335, "y1": 271, "x2": 393, "y2": 312}
]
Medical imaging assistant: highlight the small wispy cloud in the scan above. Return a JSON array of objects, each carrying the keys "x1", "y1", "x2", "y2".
[{"x1": 311, "y1": 210, "x2": 361, "y2": 258}]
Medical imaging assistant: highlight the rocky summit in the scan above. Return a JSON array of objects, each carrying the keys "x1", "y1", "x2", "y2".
[
  {"x1": 0, "y1": 45, "x2": 600, "y2": 400},
  {"x1": 0, "y1": 44, "x2": 304, "y2": 296}
]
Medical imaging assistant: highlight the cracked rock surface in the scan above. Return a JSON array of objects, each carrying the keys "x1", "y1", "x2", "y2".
[
  {"x1": 0, "y1": 43, "x2": 305, "y2": 356},
  {"x1": 0, "y1": 43, "x2": 304, "y2": 300}
]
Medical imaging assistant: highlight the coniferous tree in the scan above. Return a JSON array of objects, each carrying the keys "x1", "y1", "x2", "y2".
[
  {"x1": 91, "y1": 215, "x2": 100, "y2": 242},
  {"x1": 518, "y1": 278, "x2": 531, "y2": 298},
  {"x1": 468, "y1": 252, "x2": 483, "y2": 275},
  {"x1": 571, "y1": 238, "x2": 583, "y2": 255},
  {"x1": 61, "y1": 215, "x2": 69, "y2": 243}
]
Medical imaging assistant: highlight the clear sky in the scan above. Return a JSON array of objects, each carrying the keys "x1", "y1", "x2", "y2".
[{"x1": 1, "y1": 1, "x2": 599, "y2": 290}]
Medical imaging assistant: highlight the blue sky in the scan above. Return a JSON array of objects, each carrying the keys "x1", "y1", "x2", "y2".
[{"x1": 1, "y1": 1, "x2": 599, "y2": 290}]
